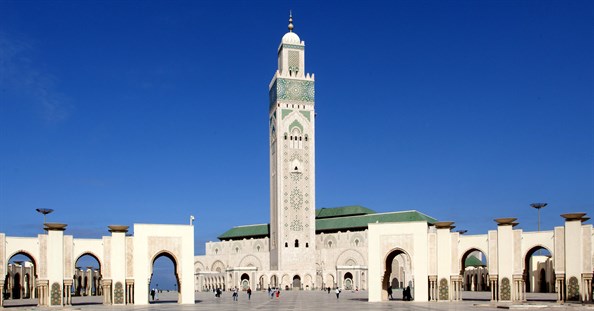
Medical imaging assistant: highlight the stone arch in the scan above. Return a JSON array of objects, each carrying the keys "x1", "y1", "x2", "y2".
[
  {"x1": 303, "y1": 274, "x2": 312, "y2": 290},
  {"x1": 459, "y1": 248, "x2": 487, "y2": 275},
  {"x1": 253, "y1": 241, "x2": 264, "y2": 253},
  {"x1": 382, "y1": 248, "x2": 413, "y2": 301},
  {"x1": 336, "y1": 249, "x2": 365, "y2": 267},
  {"x1": 231, "y1": 242, "x2": 242, "y2": 254},
  {"x1": 350, "y1": 233, "x2": 365, "y2": 247},
  {"x1": 194, "y1": 260, "x2": 205, "y2": 273},
  {"x1": 523, "y1": 245, "x2": 554, "y2": 293},
  {"x1": 281, "y1": 274, "x2": 290, "y2": 288},
  {"x1": 6, "y1": 250, "x2": 38, "y2": 277},
  {"x1": 149, "y1": 251, "x2": 180, "y2": 301},
  {"x1": 73, "y1": 252, "x2": 103, "y2": 274},
  {"x1": 211, "y1": 260, "x2": 226, "y2": 273},
  {"x1": 238, "y1": 255, "x2": 262, "y2": 269},
  {"x1": 323, "y1": 235, "x2": 338, "y2": 249}
]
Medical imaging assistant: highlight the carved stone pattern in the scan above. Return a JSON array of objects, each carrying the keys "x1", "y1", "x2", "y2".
[
  {"x1": 282, "y1": 44, "x2": 304, "y2": 50},
  {"x1": 567, "y1": 276, "x2": 579, "y2": 301},
  {"x1": 438, "y1": 278, "x2": 448, "y2": 300},
  {"x1": 114, "y1": 281, "x2": 124, "y2": 304},
  {"x1": 290, "y1": 188, "x2": 303, "y2": 211},
  {"x1": 289, "y1": 51, "x2": 299, "y2": 72},
  {"x1": 500, "y1": 277, "x2": 511, "y2": 300},
  {"x1": 290, "y1": 219, "x2": 303, "y2": 231},
  {"x1": 51, "y1": 282, "x2": 61, "y2": 305}
]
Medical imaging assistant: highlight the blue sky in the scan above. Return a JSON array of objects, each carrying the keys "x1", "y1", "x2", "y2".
[{"x1": 1, "y1": 0, "x2": 593, "y2": 269}]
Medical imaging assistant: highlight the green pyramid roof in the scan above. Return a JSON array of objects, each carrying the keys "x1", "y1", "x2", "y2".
[
  {"x1": 217, "y1": 208, "x2": 437, "y2": 241},
  {"x1": 465, "y1": 255, "x2": 485, "y2": 267}
]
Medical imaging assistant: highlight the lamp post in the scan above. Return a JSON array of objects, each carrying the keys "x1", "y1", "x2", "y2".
[
  {"x1": 36, "y1": 208, "x2": 54, "y2": 228},
  {"x1": 530, "y1": 203, "x2": 547, "y2": 256},
  {"x1": 530, "y1": 203, "x2": 547, "y2": 232}
]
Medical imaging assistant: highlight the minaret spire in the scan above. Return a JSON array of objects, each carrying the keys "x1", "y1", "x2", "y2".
[{"x1": 288, "y1": 11, "x2": 294, "y2": 32}]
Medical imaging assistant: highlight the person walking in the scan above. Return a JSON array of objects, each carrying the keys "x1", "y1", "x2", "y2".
[
  {"x1": 247, "y1": 287, "x2": 252, "y2": 300},
  {"x1": 232, "y1": 287, "x2": 238, "y2": 301},
  {"x1": 335, "y1": 287, "x2": 341, "y2": 299},
  {"x1": 387, "y1": 286, "x2": 393, "y2": 300}
]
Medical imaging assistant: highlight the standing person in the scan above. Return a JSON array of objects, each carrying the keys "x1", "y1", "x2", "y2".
[
  {"x1": 150, "y1": 288, "x2": 155, "y2": 301},
  {"x1": 387, "y1": 286, "x2": 393, "y2": 300},
  {"x1": 247, "y1": 287, "x2": 252, "y2": 300},
  {"x1": 335, "y1": 287, "x2": 341, "y2": 299},
  {"x1": 232, "y1": 287, "x2": 238, "y2": 301},
  {"x1": 327, "y1": 287, "x2": 331, "y2": 294}
]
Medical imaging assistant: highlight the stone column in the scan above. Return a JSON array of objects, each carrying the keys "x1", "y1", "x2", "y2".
[
  {"x1": 0, "y1": 279, "x2": 4, "y2": 307},
  {"x1": 489, "y1": 276, "x2": 498, "y2": 301},
  {"x1": 561, "y1": 213, "x2": 587, "y2": 302},
  {"x1": 582, "y1": 273, "x2": 592, "y2": 302},
  {"x1": 44, "y1": 223, "x2": 67, "y2": 306},
  {"x1": 555, "y1": 274, "x2": 565, "y2": 302}
]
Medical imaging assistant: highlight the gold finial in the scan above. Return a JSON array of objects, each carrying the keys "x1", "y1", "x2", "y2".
[{"x1": 288, "y1": 10, "x2": 294, "y2": 32}]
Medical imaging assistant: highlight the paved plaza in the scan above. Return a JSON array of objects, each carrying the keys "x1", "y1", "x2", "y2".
[{"x1": 3, "y1": 291, "x2": 592, "y2": 310}]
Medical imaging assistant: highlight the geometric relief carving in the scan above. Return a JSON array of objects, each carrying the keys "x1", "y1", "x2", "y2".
[
  {"x1": 566, "y1": 276, "x2": 579, "y2": 301},
  {"x1": 290, "y1": 219, "x2": 303, "y2": 231},
  {"x1": 438, "y1": 278, "x2": 448, "y2": 300},
  {"x1": 51, "y1": 282, "x2": 61, "y2": 305},
  {"x1": 290, "y1": 188, "x2": 303, "y2": 210},
  {"x1": 114, "y1": 281, "x2": 124, "y2": 304},
  {"x1": 500, "y1": 277, "x2": 511, "y2": 301}
]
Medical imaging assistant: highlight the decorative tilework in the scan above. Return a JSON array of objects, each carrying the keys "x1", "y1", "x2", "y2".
[
  {"x1": 282, "y1": 44, "x2": 304, "y2": 50},
  {"x1": 289, "y1": 120, "x2": 303, "y2": 133},
  {"x1": 438, "y1": 278, "x2": 448, "y2": 300},
  {"x1": 114, "y1": 282, "x2": 124, "y2": 304},
  {"x1": 500, "y1": 278, "x2": 510, "y2": 300},
  {"x1": 277, "y1": 78, "x2": 315, "y2": 103},
  {"x1": 567, "y1": 277, "x2": 579, "y2": 301},
  {"x1": 282, "y1": 109, "x2": 292, "y2": 119},
  {"x1": 51, "y1": 282, "x2": 61, "y2": 305},
  {"x1": 299, "y1": 110, "x2": 310, "y2": 121}
]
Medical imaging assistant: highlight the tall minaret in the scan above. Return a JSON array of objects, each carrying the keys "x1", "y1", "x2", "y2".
[{"x1": 269, "y1": 13, "x2": 316, "y2": 273}]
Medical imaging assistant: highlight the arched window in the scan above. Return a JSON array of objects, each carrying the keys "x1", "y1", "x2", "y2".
[
  {"x1": 295, "y1": 239, "x2": 299, "y2": 247},
  {"x1": 304, "y1": 135, "x2": 308, "y2": 142},
  {"x1": 328, "y1": 241, "x2": 333, "y2": 248},
  {"x1": 284, "y1": 133, "x2": 287, "y2": 140},
  {"x1": 354, "y1": 239, "x2": 359, "y2": 247},
  {"x1": 256, "y1": 245, "x2": 261, "y2": 252},
  {"x1": 285, "y1": 242, "x2": 288, "y2": 248},
  {"x1": 305, "y1": 243, "x2": 309, "y2": 248},
  {"x1": 235, "y1": 247, "x2": 239, "y2": 253}
]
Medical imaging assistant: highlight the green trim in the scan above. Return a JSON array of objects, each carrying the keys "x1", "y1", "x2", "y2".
[
  {"x1": 289, "y1": 119, "x2": 303, "y2": 132},
  {"x1": 282, "y1": 109, "x2": 292, "y2": 119},
  {"x1": 299, "y1": 110, "x2": 311, "y2": 121},
  {"x1": 282, "y1": 44, "x2": 304, "y2": 50}
]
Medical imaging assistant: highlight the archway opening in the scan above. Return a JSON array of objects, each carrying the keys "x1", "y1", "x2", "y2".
[
  {"x1": 383, "y1": 249, "x2": 412, "y2": 301},
  {"x1": 292, "y1": 275, "x2": 301, "y2": 290},
  {"x1": 524, "y1": 246, "x2": 555, "y2": 301},
  {"x1": 270, "y1": 275, "x2": 278, "y2": 288},
  {"x1": 343, "y1": 272, "x2": 353, "y2": 290},
  {"x1": 4, "y1": 252, "x2": 37, "y2": 306},
  {"x1": 459, "y1": 249, "x2": 489, "y2": 301},
  {"x1": 240, "y1": 273, "x2": 250, "y2": 290},
  {"x1": 72, "y1": 253, "x2": 102, "y2": 305},
  {"x1": 149, "y1": 253, "x2": 180, "y2": 304}
]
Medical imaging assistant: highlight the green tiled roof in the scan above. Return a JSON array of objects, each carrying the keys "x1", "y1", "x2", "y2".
[
  {"x1": 315, "y1": 210, "x2": 437, "y2": 232},
  {"x1": 218, "y1": 224, "x2": 269, "y2": 240},
  {"x1": 315, "y1": 205, "x2": 376, "y2": 219},
  {"x1": 465, "y1": 255, "x2": 485, "y2": 267},
  {"x1": 217, "y1": 209, "x2": 437, "y2": 241}
]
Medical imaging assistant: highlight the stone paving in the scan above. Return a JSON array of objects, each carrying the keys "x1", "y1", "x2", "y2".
[{"x1": 2, "y1": 291, "x2": 592, "y2": 310}]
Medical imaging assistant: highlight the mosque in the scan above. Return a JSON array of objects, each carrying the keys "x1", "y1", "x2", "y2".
[
  {"x1": 1, "y1": 15, "x2": 592, "y2": 308},
  {"x1": 193, "y1": 15, "x2": 594, "y2": 304}
]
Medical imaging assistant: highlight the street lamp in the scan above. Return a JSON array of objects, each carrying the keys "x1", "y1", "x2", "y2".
[
  {"x1": 530, "y1": 203, "x2": 547, "y2": 256},
  {"x1": 36, "y1": 208, "x2": 54, "y2": 226},
  {"x1": 530, "y1": 203, "x2": 547, "y2": 232}
]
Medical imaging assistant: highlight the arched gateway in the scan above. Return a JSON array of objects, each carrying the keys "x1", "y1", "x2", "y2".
[{"x1": 0, "y1": 223, "x2": 194, "y2": 307}]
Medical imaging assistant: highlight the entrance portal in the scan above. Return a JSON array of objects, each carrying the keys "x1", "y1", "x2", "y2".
[
  {"x1": 383, "y1": 249, "x2": 412, "y2": 301},
  {"x1": 292, "y1": 275, "x2": 301, "y2": 289},
  {"x1": 149, "y1": 253, "x2": 180, "y2": 304}
]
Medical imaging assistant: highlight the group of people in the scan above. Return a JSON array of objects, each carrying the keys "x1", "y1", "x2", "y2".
[
  {"x1": 150, "y1": 288, "x2": 159, "y2": 301},
  {"x1": 387, "y1": 285, "x2": 413, "y2": 301},
  {"x1": 267, "y1": 287, "x2": 281, "y2": 298},
  {"x1": 215, "y1": 287, "x2": 252, "y2": 301}
]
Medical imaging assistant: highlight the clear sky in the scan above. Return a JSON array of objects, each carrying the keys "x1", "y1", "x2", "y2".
[{"x1": 1, "y1": 0, "x2": 593, "y2": 263}]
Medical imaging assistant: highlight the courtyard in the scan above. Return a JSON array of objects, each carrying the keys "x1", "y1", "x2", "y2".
[{"x1": 2, "y1": 291, "x2": 591, "y2": 310}]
